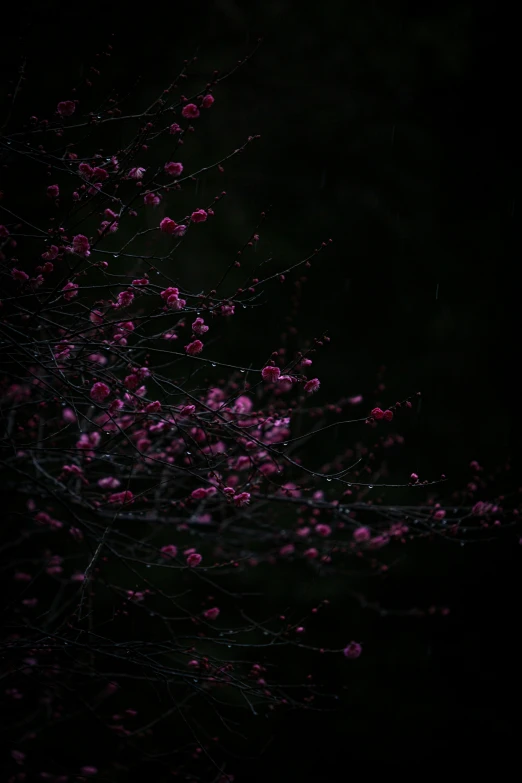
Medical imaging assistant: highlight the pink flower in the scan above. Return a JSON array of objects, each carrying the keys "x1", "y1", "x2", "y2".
[
  {"x1": 78, "y1": 162, "x2": 94, "y2": 178},
  {"x1": 144, "y1": 191, "x2": 161, "y2": 206},
  {"x1": 190, "y1": 208, "x2": 207, "y2": 223},
  {"x1": 98, "y1": 476, "x2": 121, "y2": 489},
  {"x1": 90, "y1": 381, "x2": 111, "y2": 403},
  {"x1": 160, "y1": 544, "x2": 178, "y2": 559},
  {"x1": 261, "y1": 366, "x2": 281, "y2": 383},
  {"x1": 382, "y1": 409, "x2": 393, "y2": 421},
  {"x1": 71, "y1": 234, "x2": 90, "y2": 257},
  {"x1": 115, "y1": 290, "x2": 134, "y2": 309},
  {"x1": 62, "y1": 281, "x2": 79, "y2": 300},
  {"x1": 233, "y1": 491, "x2": 251, "y2": 507},
  {"x1": 304, "y1": 547, "x2": 319, "y2": 559},
  {"x1": 304, "y1": 378, "x2": 320, "y2": 393},
  {"x1": 11, "y1": 268, "x2": 29, "y2": 282},
  {"x1": 160, "y1": 217, "x2": 178, "y2": 234},
  {"x1": 128, "y1": 166, "x2": 146, "y2": 180},
  {"x1": 201, "y1": 94, "x2": 215, "y2": 109},
  {"x1": 182, "y1": 103, "x2": 200, "y2": 119},
  {"x1": 433, "y1": 508, "x2": 446, "y2": 520},
  {"x1": 186, "y1": 552, "x2": 202, "y2": 567},
  {"x1": 191, "y1": 487, "x2": 210, "y2": 500},
  {"x1": 47, "y1": 184, "x2": 59, "y2": 198},
  {"x1": 203, "y1": 606, "x2": 220, "y2": 620},
  {"x1": 56, "y1": 100, "x2": 76, "y2": 117},
  {"x1": 371, "y1": 407, "x2": 384, "y2": 420},
  {"x1": 343, "y1": 641, "x2": 362, "y2": 659},
  {"x1": 315, "y1": 523, "x2": 331, "y2": 537},
  {"x1": 185, "y1": 339, "x2": 203, "y2": 355},
  {"x1": 164, "y1": 161, "x2": 183, "y2": 177},
  {"x1": 145, "y1": 400, "x2": 161, "y2": 413},
  {"x1": 169, "y1": 122, "x2": 182, "y2": 134},
  {"x1": 192, "y1": 317, "x2": 209, "y2": 334},
  {"x1": 42, "y1": 244, "x2": 59, "y2": 260},
  {"x1": 353, "y1": 526, "x2": 371, "y2": 543},
  {"x1": 108, "y1": 490, "x2": 134, "y2": 505}
]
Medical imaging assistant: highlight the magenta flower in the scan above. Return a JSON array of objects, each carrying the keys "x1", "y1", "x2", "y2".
[
  {"x1": 261, "y1": 366, "x2": 281, "y2": 383},
  {"x1": 90, "y1": 382, "x2": 111, "y2": 403},
  {"x1": 343, "y1": 641, "x2": 362, "y2": 659},
  {"x1": 56, "y1": 100, "x2": 76, "y2": 117},
  {"x1": 164, "y1": 161, "x2": 183, "y2": 177},
  {"x1": 182, "y1": 103, "x2": 200, "y2": 119}
]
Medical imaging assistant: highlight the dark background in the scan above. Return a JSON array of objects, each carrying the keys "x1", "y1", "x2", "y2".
[{"x1": 2, "y1": 0, "x2": 521, "y2": 775}]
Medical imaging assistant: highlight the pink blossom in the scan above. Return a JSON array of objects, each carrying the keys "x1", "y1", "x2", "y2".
[
  {"x1": 410, "y1": 472, "x2": 419, "y2": 481},
  {"x1": 221, "y1": 304, "x2": 235, "y2": 316},
  {"x1": 203, "y1": 606, "x2": 220, "y2": 620},
  {"x1": 343, "y1": 641, "x2": 362, "y2": 659},
  {"x1": 371, "y1": 407, "x2": 384, "y2": 420},
  {"x1": 62, "y1": 281, "x2": 79, "y2": 301},
  {"x1": 191, "y1": 487, "x2": 210, "y2": 500},
  {"x1": 169, "y1": 122, "x2": 182, "y2": 134},
  {"x1": 182, "y1": 103, "x2": 200, "y2": 119},
  {"x1": 98, "y1": 476, "x2": 121, "y2": 490},
  {"x1": 261, "y1": 366, "x2": 281, "y2": 383},
  {"x1": 56, "y1": 100, "x2": 76, "y2": 117},
  {"x1": 315, "y1": 523, "x2": 331, "y2": 537},
  {"x1": 128, "y1": 167, "x2": 146, "y2": 180},
  {"x1": 353, "y1": 526, "x2": 371, "y2": 543},
  {"x1": 42, "y1": 244, "x2": 59, "y2": 260},
  {"x1": 192, "y1": 317, "x2": 209, "y2": 334},
  {"x1": 166, "y1": 293, "x2": 186, "y2": 310},
  {"x1": 186, "y1": 552, "x2": 202, "y2": 567},
  {"x1": 185, "y1": 339, "x2": 203, "y2": 355},
  {"x1": 71, "y1": 234, "x2": 90, "y2": 257},
  {"x1": 233, "y1": 395, "x2": 253, "y2": 414},
  {"x1": 145, "y1": 400, "x2": 161, "y2": 413},
  {"x1": 164, "y1": 161, "x2": 183, "y2": 177},
  {"x1": 144, "y1": 191, "x2": 161, "y2": 206},
  {"x1": 11, "y1": 268, "x2": 29, "y2": 282},
  {"x1": 90, "y1": 382, "x2": 110, "y2": 403},
  {"x1": 233, "y1": 491, "x2": 251, "y2": 507},
  {"x1": 201, "y1": 94, "x2": 215, "y2": 109},
  {"x1": 304, "y1": 378, "x2": 320, "y2": 393},
  {"x1": 433, "y1": 508, "x2": 446, "y2": 520},
  {"x1": 191, "y1": 208, "x2": 207, "y2": 223},
  {"x1": 382, "y1": 409, "x2": 393, "y2": 421},
  {"x1": 114, "y1": 290, "x2": 134, "y2": 309},
  {"x1": 304, "y1": 547, "x2": 319, "y2": 559},
  {"x1": 159, "y1": 217, "x2": 178, "y2": 234},
  {"x1": 47, "y1": 184, "x2": 59, "y2": 198},
  {"x1": 160, "y1": 544, "x2": 178, "y2": 559},
  {"x1": 108, "y1": 490, "x2": 134, "y2": 505}
]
